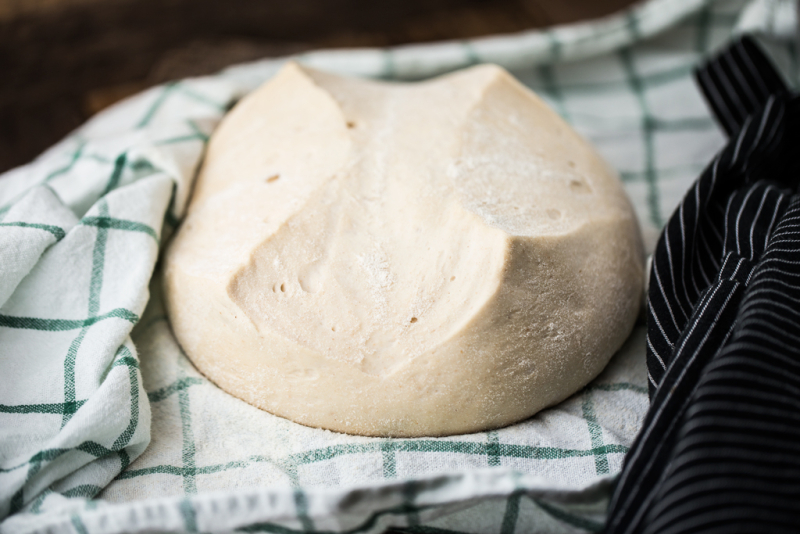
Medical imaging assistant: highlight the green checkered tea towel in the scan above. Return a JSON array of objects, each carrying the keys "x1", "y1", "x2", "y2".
[{"x1": 1, "y1": 0, "x2": 797, "y2": 532}]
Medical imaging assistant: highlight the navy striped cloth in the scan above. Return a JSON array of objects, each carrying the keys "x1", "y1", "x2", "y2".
[{"x1": 605, "y1": 37, "x2": 800, "y2": 533}]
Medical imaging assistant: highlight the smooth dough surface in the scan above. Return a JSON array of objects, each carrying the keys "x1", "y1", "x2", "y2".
[{"x1": 163, "y1": 62, "x2": 644, "y2": 437}]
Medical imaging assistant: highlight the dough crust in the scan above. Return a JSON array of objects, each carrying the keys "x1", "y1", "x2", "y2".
[{"x1": 163, "y1": 62, "x2": 643, "y2": 437}]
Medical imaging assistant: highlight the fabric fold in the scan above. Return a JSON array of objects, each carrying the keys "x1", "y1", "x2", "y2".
[
  {"x1": 0, "y1": 77, "x2": 235, "y2": 521},
  {"x1": 0, "y1": 187, "x2": 77, "y2": 307},
  {"x1": 606, "y1": 35, "x2": 800, "y2": 534}
]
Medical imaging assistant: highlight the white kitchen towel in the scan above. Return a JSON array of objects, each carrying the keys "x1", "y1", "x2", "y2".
[{"x1": 1, "y1": 0, "x2": 797, "y2": 532}]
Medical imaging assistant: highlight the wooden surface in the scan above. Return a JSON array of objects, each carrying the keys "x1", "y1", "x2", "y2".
[{"x1": 0, "y1": 0, "x2": 637, "y2": 173}]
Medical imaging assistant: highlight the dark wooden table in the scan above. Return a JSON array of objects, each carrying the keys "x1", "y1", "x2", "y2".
[{"x1": 0, "y1": 0, "x2": 636, "y2": 174}]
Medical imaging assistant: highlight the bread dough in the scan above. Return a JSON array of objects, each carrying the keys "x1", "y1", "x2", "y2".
[{"x1": 163, "y1": 62, "x2": 643, "y2": 437}]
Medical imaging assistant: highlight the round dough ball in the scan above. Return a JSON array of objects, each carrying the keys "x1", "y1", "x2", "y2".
[{"x1": 163, "y1": 62, "x2": 643, "y2": 437}]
